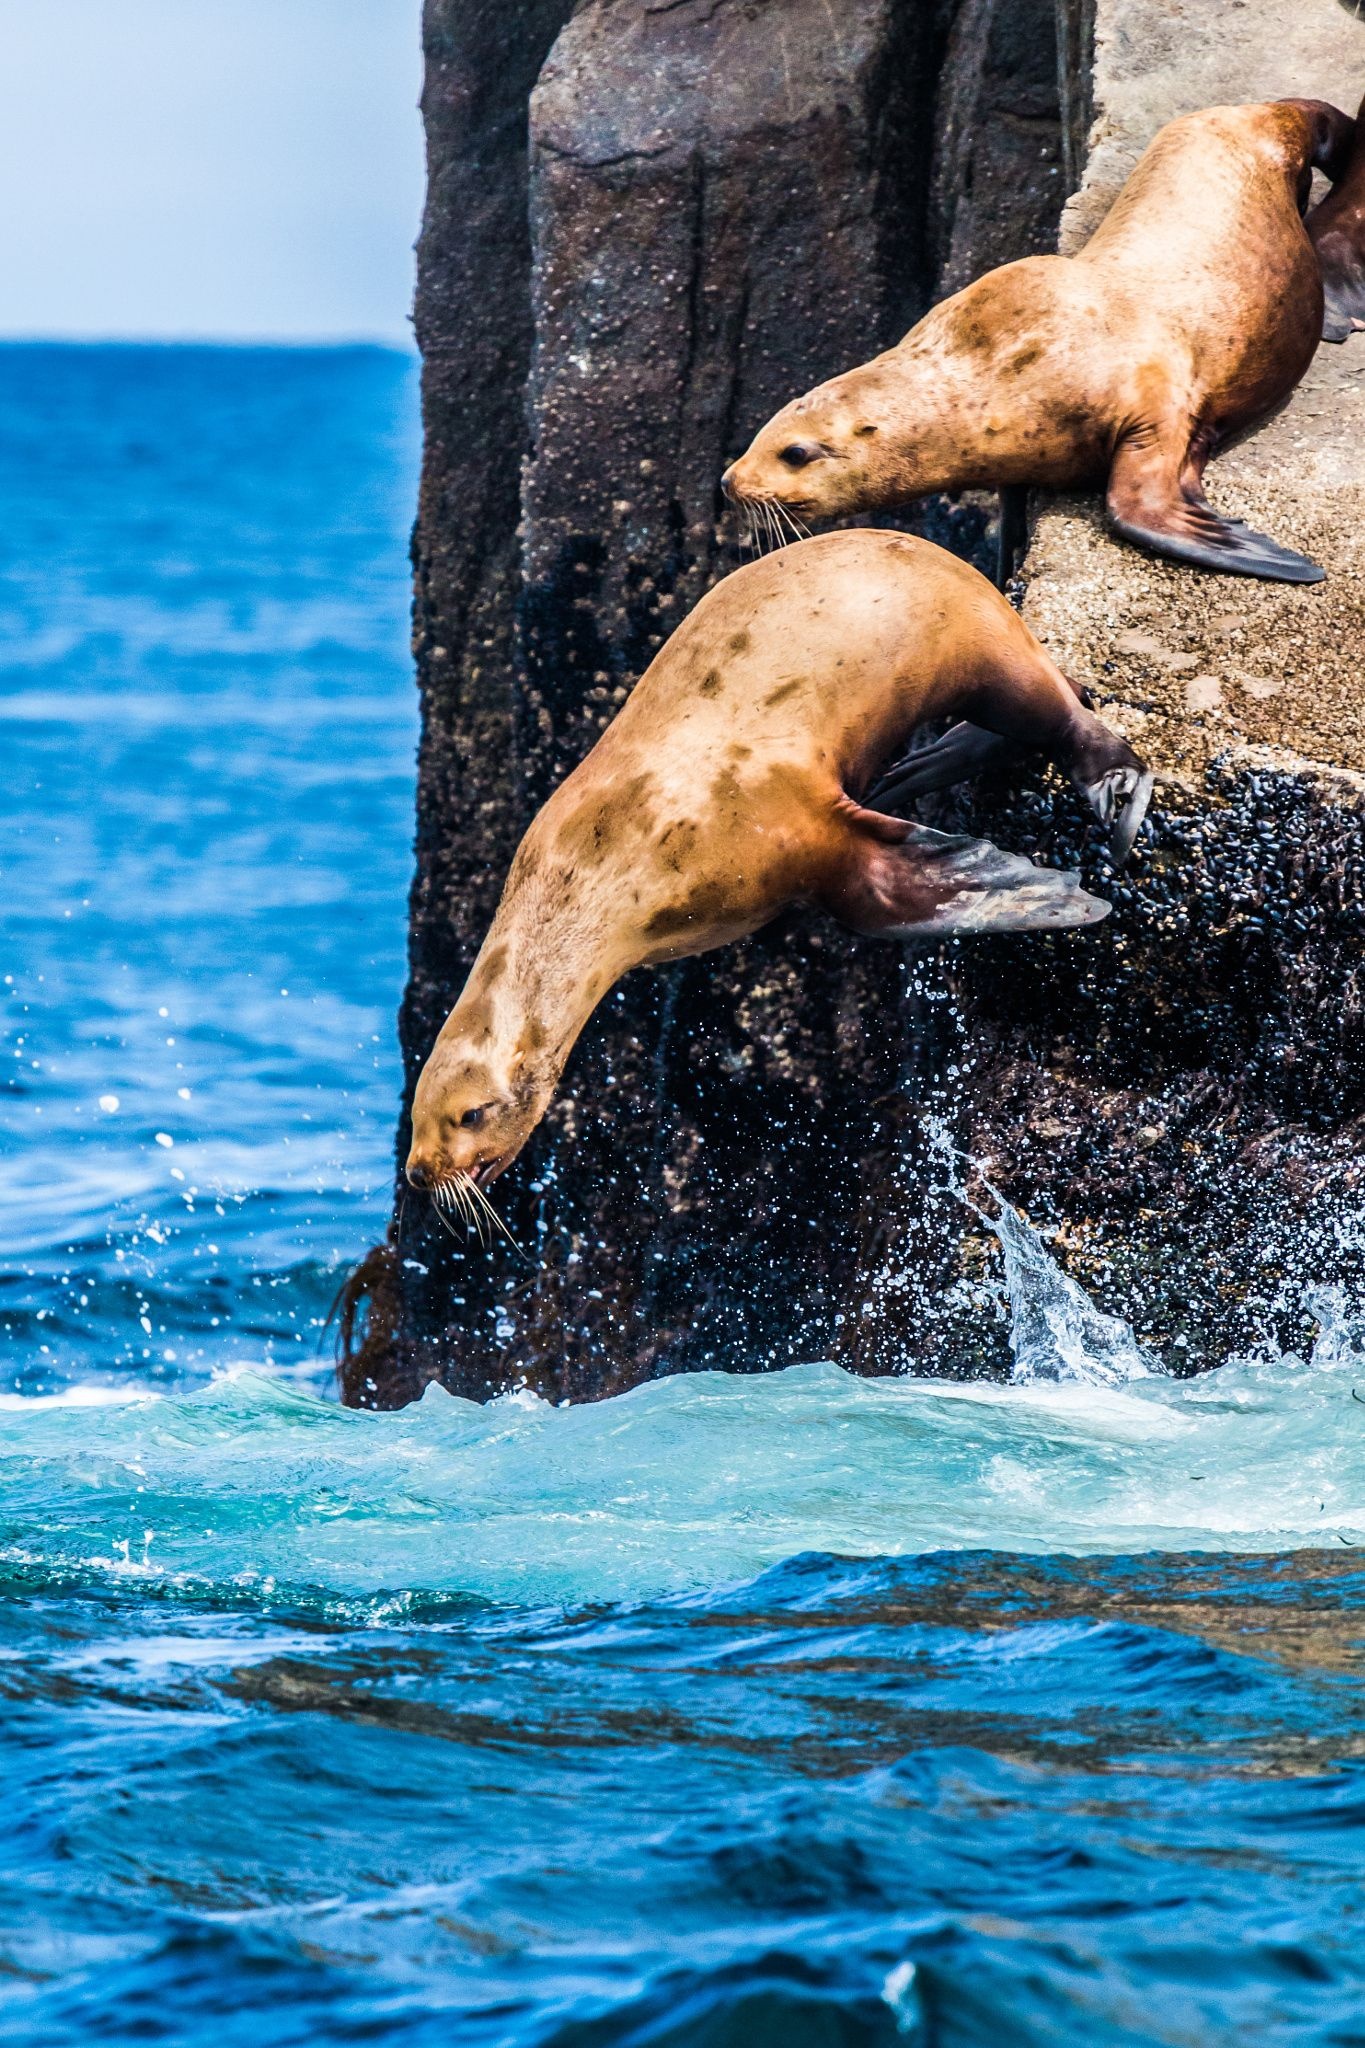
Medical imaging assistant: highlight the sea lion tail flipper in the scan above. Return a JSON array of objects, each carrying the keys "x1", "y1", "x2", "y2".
[
  {"x1": 866, "y1": 723, "x2": 1018, "y2": 810},
  {"x1": 834, "y1": 818, "x2": 1109, "y2": 938},
  {"x1": 1107, "y1": 434, "x2": 1324, "y2": 584}
]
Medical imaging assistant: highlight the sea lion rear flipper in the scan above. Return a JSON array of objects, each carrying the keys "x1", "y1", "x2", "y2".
[
  {"x1": 1107, "y1": 433, "x2": 1324, "y2": 584},
  {"x1": 867, "y1": 724, "x2": 1017, "y2": 810},
  {"x1": 834, "y1": 819, "x2": 1109, "y2": 939}
]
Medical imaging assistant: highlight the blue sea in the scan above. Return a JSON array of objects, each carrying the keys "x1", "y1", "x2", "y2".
[{"x1": 3, "y1": 344, "x2": 1365, "y2": 2046}]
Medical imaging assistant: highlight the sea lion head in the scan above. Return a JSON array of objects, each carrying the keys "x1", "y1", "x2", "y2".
[
  {"x1": 722, "y1": 365, "x2": 913, "y2": 525},
  {"x1": 405, "y1": 1029, "x2": 549, "y2": 1198}
]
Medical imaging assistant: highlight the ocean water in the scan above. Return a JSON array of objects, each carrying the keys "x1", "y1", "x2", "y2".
[{"x1": 2, "y1": 346, "x2": 1365, "y2": 2046}]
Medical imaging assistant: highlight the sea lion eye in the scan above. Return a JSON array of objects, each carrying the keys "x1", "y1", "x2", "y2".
[
  {"x1": 854, "y1": 423, "x2": 878, "y2": 438},
  {"x1": 460, "y1": 1105, "x2": 487, "y2": 1130},
  {"x1": 778, "y1": 442, "x2": 820, "y2": 469}
]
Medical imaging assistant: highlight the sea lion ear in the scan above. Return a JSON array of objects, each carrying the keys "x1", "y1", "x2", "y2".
[{"x1": 853, "y1": 423, "x2": 878, "y2": 438}]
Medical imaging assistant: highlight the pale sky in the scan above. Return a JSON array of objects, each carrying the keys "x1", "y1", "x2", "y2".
[{"x1": 0, "y1": 0, "x2": 424, "y2": 343}]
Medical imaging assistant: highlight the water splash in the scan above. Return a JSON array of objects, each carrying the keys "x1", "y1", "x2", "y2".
[
  {"x1": 978, "y1": 1187, "x2": 1152, "y2": 1386},
  {"x1": 1304, "y1": 1284, "x2": 1365, "y2": 1372},
  {"x1": 925, "y1": 1118, "x2": 1153, "y2": 1387}
]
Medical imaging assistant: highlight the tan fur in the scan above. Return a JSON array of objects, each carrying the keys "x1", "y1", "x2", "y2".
[
  {"x1": 406, "y1": 533, "x2": 1143, "y2": 1193},
  {"x1": 724, "y1": 101, "x2": 1344, "y2": 578}
]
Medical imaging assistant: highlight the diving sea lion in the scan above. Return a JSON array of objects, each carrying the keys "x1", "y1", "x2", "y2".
[
  {"x1": 404, "y1": 532, "x2": 1151, "y2": 1196},
  {"x1": 1308, "y1": 91, "x2": 1365, "y2": 340},
  {"x1": 723, "y1": 98, "x2": 1356, "y2": 584}
]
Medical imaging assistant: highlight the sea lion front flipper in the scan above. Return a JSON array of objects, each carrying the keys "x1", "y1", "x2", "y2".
[
  {"x1": 1107, "y1": 431, "x2": 1324, "y2": 584},
  {"x1": 1306, "y1": 91, "x2": 1365, "y2": 341},
  {"x1": 867, "y1": 724, "x2": 1018, "y2": 810},
  {"x1": 1076, "y1": 764, "x2": 1154, "y2": 868},
  {"x1": 834, "y1": 818, "x2": 1110, "y2": 939},
  {"x1": 996, "y1": 484, "x2": 1030, "y2": 589},
  {"x1": 1316, "y1": 238, "x2": 1365, "y2": 344}
]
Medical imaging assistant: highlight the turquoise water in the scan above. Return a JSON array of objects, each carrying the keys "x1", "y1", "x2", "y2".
[{"x1": 3, "y1": 346, "x2": 1365, "y2": 2045}]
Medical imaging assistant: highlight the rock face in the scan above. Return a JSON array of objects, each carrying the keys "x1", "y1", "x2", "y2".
[
  {"x1": 847, "y1": 0, "x2": 1365, "y2": 1383},
  {"x1": 343, "y1": 0, "x2": 1080, "y2": 1406}
]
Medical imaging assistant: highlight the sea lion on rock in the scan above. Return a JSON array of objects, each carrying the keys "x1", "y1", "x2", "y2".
[
  {"x1": 723, "y1": 98, "x2": 1356, "y2": 583},
  {"x1": 404, "y1": 532, "x2": 1150, "y2": 1197},
  {"x1": 1308, "y1": 91, "x2": 1365, "y2": 340}
]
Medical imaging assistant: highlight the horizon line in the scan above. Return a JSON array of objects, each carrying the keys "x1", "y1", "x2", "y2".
[{"x1": 0, "y1": 331, "x2": 419, "y2": 353}]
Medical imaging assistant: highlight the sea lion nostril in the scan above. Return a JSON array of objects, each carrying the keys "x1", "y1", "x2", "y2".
[
  {"x1": 720, "y1": 466, "x2": 737, "y2": 503},
  {"x1": 405, "y1": 1158, "x2": 432, "y2": 1191}
]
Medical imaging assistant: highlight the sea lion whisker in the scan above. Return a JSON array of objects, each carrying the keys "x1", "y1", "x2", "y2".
[
  {"x1": 776, "y1": 501, "x2": 804, "y2": 547},
  {"x1": 456, "y1": 1182, "x2": 489, "y2": 1247},
  {"x1": 459, "y1": 1170, "x2": 531, "y2": 1263},
  {"x1": 447, "y1": 1170, "x2": 491, "y2": 1248},
  {"x1": 770, "y1": 499, "x2": 797, "y2": 549},
  {"x1": 450, "y1": 1176, "x2": 485, "y2": 1242},
  {"x1": 429, "y1": 1178, "x2": 483, "y2": 1245},
  {"x1": 432, "y1": 1175, "x2": 479, "y2": 1240}
]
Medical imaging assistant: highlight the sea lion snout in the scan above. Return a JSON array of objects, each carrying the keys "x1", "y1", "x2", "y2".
[
  {"x1": 725, "y1": 397, "x2": 900, "y2": 524},
  {"x1": 406, "y1": 1031, "x2": 549, "y2": 1200},
  {"x1": 405, "y1": 1103, "x2": 517, "y2": 1191}
]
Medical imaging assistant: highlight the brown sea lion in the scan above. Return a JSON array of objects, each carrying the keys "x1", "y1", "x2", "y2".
[
  {"x1": 404, "y1": 532, "x2": 1151, "y2": 1197},
  {"x1": 1308, "y1": 90, "x2": 1365, "y2": 340},
  {"x1": 722, "y1": 98, "x2": 1356, "y2": 584}
]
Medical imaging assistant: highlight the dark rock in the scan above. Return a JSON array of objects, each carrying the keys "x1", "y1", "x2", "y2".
[
  {"x1": 342, "y1": 0, "x2": 1083, "y2": 1408},
  {"x1": 346, "y1": 0, "x2": 582, "y2": 1410},
  {"x1": 842, "y1": 762, "x2": 1365, "y2": 1380},
  {"x1": 931, "y1": 0, "x2": 1072, "y2": 293}
]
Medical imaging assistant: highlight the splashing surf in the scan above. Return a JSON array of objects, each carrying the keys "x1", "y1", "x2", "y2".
[{"x1": 3, "y1": 1190, "x2": 1362, "y2": 1617}]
